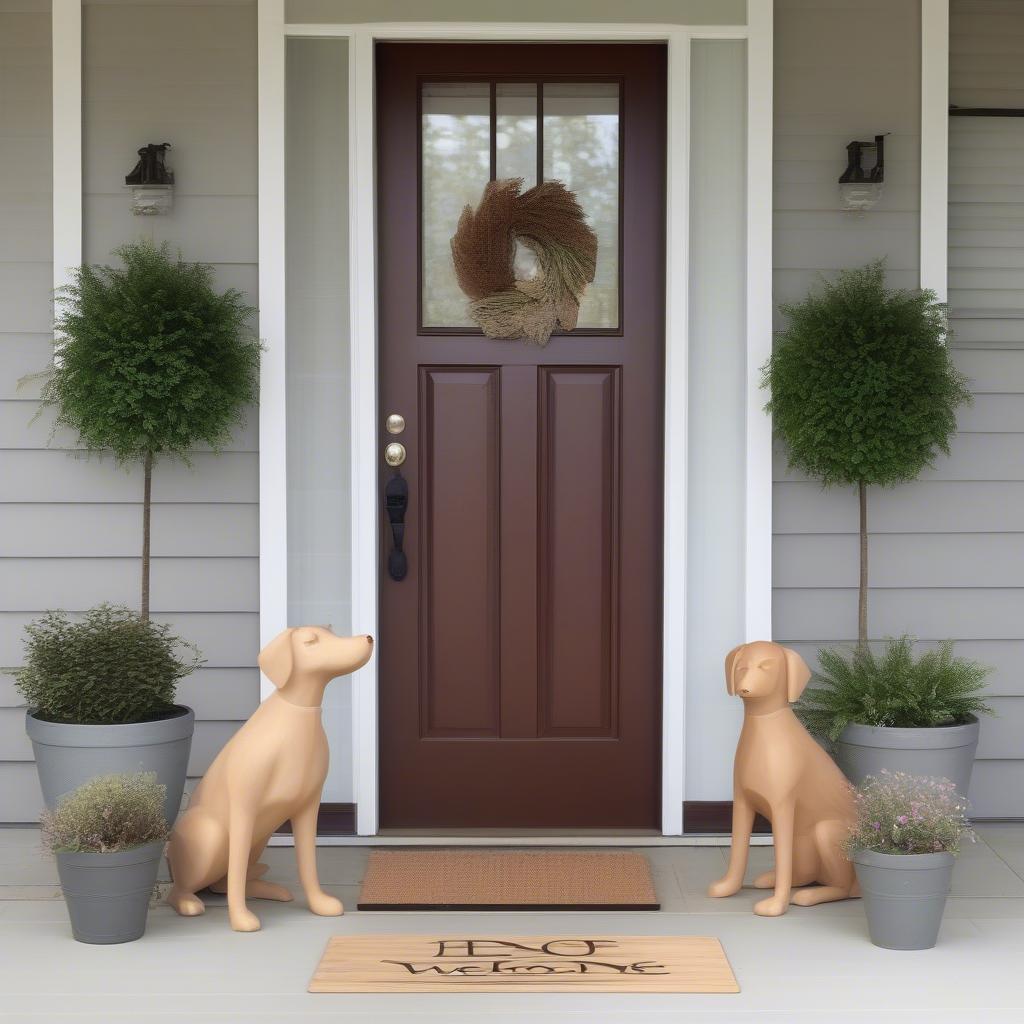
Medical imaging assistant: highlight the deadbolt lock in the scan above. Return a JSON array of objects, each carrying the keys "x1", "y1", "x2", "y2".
[
  {"x1": 384, "y1": 442, "x2": 406, "y2": 467},
  {"x1": 385, "y1": 413, "x2": 406, "y2": 435}
]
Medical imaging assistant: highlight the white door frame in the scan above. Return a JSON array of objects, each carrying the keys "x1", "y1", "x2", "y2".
[{"x1": 258, "y1": 1, "x2": 774, "y2": 836}]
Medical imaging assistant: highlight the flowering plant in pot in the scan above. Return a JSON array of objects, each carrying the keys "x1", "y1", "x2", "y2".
[
  {"x1": 17, "y1": 605, "x2": 202, "y2": 826},
  {"x1": 846, "y1": 771, "x2": 973, "y2": 950},
  {"x1": 796, "y1": 636, "x2": 992, "y2": 797},
  {"x1": 41, "y1": 772, "x2": 169, "y2": 944}
]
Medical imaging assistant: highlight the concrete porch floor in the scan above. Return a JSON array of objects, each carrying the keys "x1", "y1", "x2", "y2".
[{"x1": 1, "y1": 827, "x2": 1023, "y2": 1022}]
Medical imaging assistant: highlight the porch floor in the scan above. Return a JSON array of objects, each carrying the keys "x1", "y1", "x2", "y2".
[{"x1": 1, "y1": 826, "x2": 1023, "y2": 1021}]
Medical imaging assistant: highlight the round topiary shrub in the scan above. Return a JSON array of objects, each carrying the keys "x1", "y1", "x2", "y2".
[
  {"x1": 762, "y1": 261, "x2": 971, "y2": 642},
  {"x1": 41, "y1": 772, "x2": 168, "y2": 854},
  {"x1": 14, "y1": 605, "x2": 203, "y2": 725}
]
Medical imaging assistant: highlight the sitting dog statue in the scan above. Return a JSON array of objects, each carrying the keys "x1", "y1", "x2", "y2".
[
  {"x1": 167, "y1": 627, "x2": 374, "y2": 932},
  {"x1": 708, "y1": 641, "x2": 859, "y2": 917}
]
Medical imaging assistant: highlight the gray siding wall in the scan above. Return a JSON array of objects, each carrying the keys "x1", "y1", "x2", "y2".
[
  {"x1": 945, "y1": 0, "x2": 1024, "y2": 815},
  {"x1": 0, "y1": 0, "x2": 54, "y2": 821},
  {"x1": 0, "y1": 0, "x2": 259, "y2": 822},
  {"x1": 773, "y1": 0, "x2": 1024, "y2": 817}
]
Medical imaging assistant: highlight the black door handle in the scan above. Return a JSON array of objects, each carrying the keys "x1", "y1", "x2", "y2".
[{"x1": 385, "y1": 473, "x2": 408, "y2": 581}]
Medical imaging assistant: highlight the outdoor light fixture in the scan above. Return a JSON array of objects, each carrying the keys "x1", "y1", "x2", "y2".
[
  {"x1": 125, "y1": 142, "x2": 175, "y2": 215},
  {"x1": 838, "y1": 135, "x2": 885, "y2": 212}
]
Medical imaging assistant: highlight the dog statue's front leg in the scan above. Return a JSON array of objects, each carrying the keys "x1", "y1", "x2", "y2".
[
  {"x1": 292, "y1": 799, "x2": 343, "y2": 917},
  {"x1": 755, "y1": 798, "x2": 795, "y2": 917},
  {"x1": 709, "y1": 790, "x2": 754, "y2": 897},
  {"x1": 227, "y1": 804, "x2": 261, "y2": 932}
]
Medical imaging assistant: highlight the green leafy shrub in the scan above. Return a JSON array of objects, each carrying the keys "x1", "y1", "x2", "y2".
[
  {"x1": 42, "y1": 240, "x2": 260, "y2": 618},
  {"x1": 14, "y1": 605, "x2": 203, "y2": 724},
  {"x1": 846, "y1": 771, "x2": 974, "y2": 857},
  {"x1": 41, "y1": 772, "x2": 168, "y2": 854},
  {"x1": 762, "y1": 261, "x2": 971, "y2": 642},
  {"x1": 796, "y1": 636, "x2": 992, "y2": 742}
]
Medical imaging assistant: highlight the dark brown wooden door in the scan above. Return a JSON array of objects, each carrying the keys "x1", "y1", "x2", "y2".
[{"x1": 377, "y1": 42, "x2": 665, "y2": 828}]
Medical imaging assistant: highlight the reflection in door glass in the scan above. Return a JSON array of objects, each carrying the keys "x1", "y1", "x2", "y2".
[
  {"x1": 543, "y1": 82, "x2": 620, "y2": 330},
  {"x1": 421, "y1": 82, "x2": 490, "y2": 328},
  {"x1": 496, "y1": 83, "x2": 542, "y2": 286}
]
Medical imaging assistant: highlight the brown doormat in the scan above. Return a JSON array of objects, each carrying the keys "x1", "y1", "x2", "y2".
[
  {"x1": 309, "y1": 935, "x2": 739, "y2": 993},
  {"x1": 357, "y1": 850, "x2": 659, "y2": 911}
]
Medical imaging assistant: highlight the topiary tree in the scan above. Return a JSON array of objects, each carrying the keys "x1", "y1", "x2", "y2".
[
  {"x1": 762, "y1": 261, "x2": 971, "y2": 644},
  {"x1": 42, "y1": 241, "x2": 260, "y2": 619}
]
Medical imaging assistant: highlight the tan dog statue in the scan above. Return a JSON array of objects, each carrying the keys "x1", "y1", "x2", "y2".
[
  {"x1": 708, "y1": 641, "x2": 859, "y2": 917},
  {"x1": 167, "y1": 627, "x2": 373, "y2": 932}
]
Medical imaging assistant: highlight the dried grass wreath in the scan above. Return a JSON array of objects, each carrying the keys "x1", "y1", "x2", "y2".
[{"x1": 450, "y1": 178, "x2": 598, "y2": 346}]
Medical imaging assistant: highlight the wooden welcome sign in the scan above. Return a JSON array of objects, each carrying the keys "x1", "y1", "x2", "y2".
[{"x1": 309, "y1": 935, "x2": 739, "y2": 993}]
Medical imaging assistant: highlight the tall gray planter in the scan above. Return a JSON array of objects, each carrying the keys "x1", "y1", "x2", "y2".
[
  {"x1": 837, "y1": 716, "x2": 979, "y2": 797},
  {"x1": 853, "y1": 849, "x2": 954, "y2": 950},
  {"x1": 56, "y1": 840, "x2": 165, "y2": 944},
  {"x1": 26, "y1": 706, "x2": 194, "y2": 826}
]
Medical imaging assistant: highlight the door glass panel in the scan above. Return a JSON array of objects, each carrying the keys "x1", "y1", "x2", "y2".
[
  {"x1": 543, "y1": 82, "x2": 620, "y2": 330},
  {"x1": 421, "y1": 82, "x2": 490, "y2": 328},
  {"x1": 420, "y1": 79, "x2": 620, "y2": 333},
  {"x1": 495, "y1": 82, "x2": 537, "y2": 185}
]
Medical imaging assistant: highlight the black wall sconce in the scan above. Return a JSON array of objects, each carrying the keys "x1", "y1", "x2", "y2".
[
  {"x1": 838, "y1": 134, "x2": 885, "y2": 212},
  {"x1": 125, "y1": 143, "x2": 175, "y2": 215}
]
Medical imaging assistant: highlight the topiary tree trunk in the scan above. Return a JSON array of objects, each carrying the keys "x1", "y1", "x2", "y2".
[
  {"x1": 858, "y1": 479, "x2": 867, "y2": 645},
  {"x1": 142, "y1": 450, "x2": 153, "y2": 621}
]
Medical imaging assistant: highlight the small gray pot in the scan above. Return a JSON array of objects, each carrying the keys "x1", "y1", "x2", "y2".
[
  {"x1": 853, "y1": 848, "x2": 954, "y2": 950},
  {"x1": 26, "y1": 706, "x2": 194, "y2": 826},
  {"x1": 837, "y1": 716, "x2": 979, "y2": 797},
  {"x1": 56, "y1": 840, "x2": 165, "y2": 944}
]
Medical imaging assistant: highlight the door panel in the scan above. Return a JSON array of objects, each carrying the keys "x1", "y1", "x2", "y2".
[
  {"x1": 419, "y1": 367, "x2": 500, "y2": 737},
  {"x1": 377, "y1": 42, "x2": 666, "y2": 829},
  {"x1": 538, "y1": 367, "x2": 621, "y2": 738}
]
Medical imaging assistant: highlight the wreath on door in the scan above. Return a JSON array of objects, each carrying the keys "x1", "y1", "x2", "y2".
[{"x1": 450, "y1": 178, "x2": 598, "y2": 346}]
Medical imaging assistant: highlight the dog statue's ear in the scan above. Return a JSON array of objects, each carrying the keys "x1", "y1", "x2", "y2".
[
  {"x1": 783, "y1": 646, "x2": 811, "y2": 703},
  {"x1": 724, "y1": 644, "x2": 745, "y2": 696},
  {"x1": 258, "y1": 628, "x2": 295, "y2": 690}
]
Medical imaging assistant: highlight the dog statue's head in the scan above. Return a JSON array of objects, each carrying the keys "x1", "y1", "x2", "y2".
[
  {"x1": 724, "y1": 640, "x2": 810, "y2": 705},
  {"x1": 258, "y1": 627, "x2": 374, "y2": 691}
]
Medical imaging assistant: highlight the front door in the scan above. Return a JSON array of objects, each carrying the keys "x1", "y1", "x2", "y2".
[{"x1": 377, "y1": 42, "x2": 666, "y2": 828}]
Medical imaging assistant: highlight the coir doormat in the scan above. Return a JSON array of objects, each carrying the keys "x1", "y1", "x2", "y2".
[
  {"x1": 357, "y1": 850, "x2": 659, "y2": 911},
  {"x1": 309, "y1": 935, "x2": 739, "y2": 993}
]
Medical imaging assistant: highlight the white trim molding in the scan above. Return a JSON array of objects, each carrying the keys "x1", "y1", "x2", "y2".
[
  {"x1": 52, "y1": 0, "x2": 82, "y2": 310},
  {"x1": 744, "y1": 0, "x2": 774, "y2": 645},
  {"x1": 263, "y1": 14, "x2": 771, "y2": 836},
  {"x1": 257, "y1": 0, "x2": 288, "y2": 694},
  {"x1": 920, "y1": 0, "x2": 949, "y2": 301},
  {"x1": 660, "y1": 29, "x2": 691, "y2": 837},
  {"x1": 347, "y1": 29, "x2": 380, "y2": 836}
]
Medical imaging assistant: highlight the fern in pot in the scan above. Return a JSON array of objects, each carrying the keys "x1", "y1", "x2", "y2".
[
  {"x1": 19, "y1": 606, "x2": 202, "y2": 826},
  {"x1": 22, "y1": 241, "x2": 258, "y2": 824},
  {"x1": 797, "y1": 637, "x2": 993, "y2": 797},
  {"x1": 42, "y1": 772, "x2": 168, "y2": 944}
]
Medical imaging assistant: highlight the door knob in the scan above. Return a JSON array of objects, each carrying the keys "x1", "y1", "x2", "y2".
[
  {"x1": 384, "y1": 442, "x2": 406, "y2": 467},
  {"x1": 385, "y1": 413, "x2": 406, "y2": 435}
]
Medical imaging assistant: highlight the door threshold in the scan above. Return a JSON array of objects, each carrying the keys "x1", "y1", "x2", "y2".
[{"x1": 270, "y1": 832, "x2": 773, "y2": 848}]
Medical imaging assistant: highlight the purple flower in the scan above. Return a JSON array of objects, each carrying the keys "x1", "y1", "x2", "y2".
[{"x1": 897, "y1": 815, "x2": 909, "y2": 825}]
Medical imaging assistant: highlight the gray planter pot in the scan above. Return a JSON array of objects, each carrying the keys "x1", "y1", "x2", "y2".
[
  {"x1": 26, "y1": 706, "x2": 194, "y2": 826},
  {"x1": 853, "y1": 848, "x2": 955, "y2": 950},
  {"x1": 56, "y1": 840, "x2": 165, "y2": 944},
  {"x1": 837, "y1": 715, "x2": 980, "y2": 797}
]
